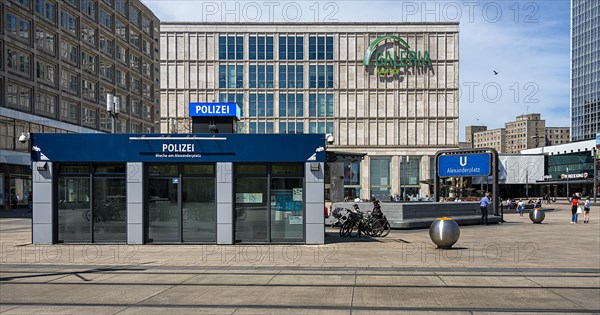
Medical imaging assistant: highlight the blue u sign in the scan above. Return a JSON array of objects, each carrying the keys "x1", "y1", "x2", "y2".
[{"x1": 438, "y1": 153, "x2": 491, "y2": 177}]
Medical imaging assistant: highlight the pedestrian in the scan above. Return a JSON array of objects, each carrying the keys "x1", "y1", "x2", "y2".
[
  {"x1": 517, "y1": 199, "x2": 525, "y2": 219},
  {"x1": 583, "y1": 196, "x2": 591, "y2": 224},
  {"x1": 570, "y1": 193, "x2": 580, "y2": 224},
  {"x1": 480, "y1": 192, "x2": 492, "y2": 225},
  {"x1": 9, "y1": 189, "x2": 19, "y2": 210}
]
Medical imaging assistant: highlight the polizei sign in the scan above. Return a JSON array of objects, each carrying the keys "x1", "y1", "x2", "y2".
[{"x1": 363, "y1": 35, "x2": 432, "y2": 76}]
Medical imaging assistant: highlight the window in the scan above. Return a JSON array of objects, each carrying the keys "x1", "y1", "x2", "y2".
[
  {"x1": 36, "y1": 0, "x2": 56, "y2": 23},
  {"x1": 129, "y1": 53, "x2": 140, "y2": 71},
  {"x1": 249, "y1": 36, "x2": 274, "y2": 60},
  {"x1": 247, "y1": 122, "x2": 274, "y2": 134},
  {"x1": 129, "y1": 30, "x2": 139, "y2": 48},
  {"x1": 61, "y1": 70, "x2": 79, "y2": 95},
  {"x1": 400, "y1": 156, "x2": 420, "y2": 185},
  {"x1": 309, "y1": 94, "x2": 334, "y2": 117},
  {"x1": 370, "y1": 157, "x2": 391, "y2": 201},
  {"x1": 6, "y1": 82, "x2": 32, "y2": 111},
  {"x1": 142, "y1": 39, "x2": 151, "y2": 55},
  {"x1": 249, "y1": 65, "x2": 274, "y2": 88},
  {"x1": 309, "y1": 36, "x2": 333, "y2": 60},
  {"x1": 129, "y1": 5, "x2": 139, "y2": 26},
  {"x1": 115, "y1": 68, "x2": 127, "y2": 87},
  {"x1": 278, "y1": 122, "x2": 304, "y2": 134},
  {"x1": 115, "y1": 18, "x2": 126, "y2": 40},
  {"x1": 82, "y1": 79, "x2": 97, "y2": 101},
  {"x1": 99, "y1": 8, "x2": 112, "y2": 29},
  {"x1": 36, "y1": 59, "x2": 56, "y2": 85},
  {"x1": 60, "y1": 41, "x2": 78, "y2": 64},
  {"x1": 279, "y1": 65, "x2": 304, "y2": 88},
  {"x1": 248, "y1": 94, "x2": 274, "y2": 117},
  {"x1": 36, "y1": 92, "x2": 57, "y2": 118},
  {"x1": 218, "y1": 64, "x2": 243, "y2": 88},
  {"x1": 81, "y1": 51, "x2": 97, "y2": 74},
  {"x1": 130, "y1": 99, "x2": 141, "y2": 116},
  {"x1": 141, "y1": 15, "x2": 151, "y2": 35},
  {"x1": 115, "y1": 0, "x2": 125, "y2": 15},
  {"x1": 142, "y1": 61, "x2": 151, "y2": 77},
  {"x1": 142, "y1": 82, "x2": 152, "y2": 99},
  {"x1": 99, "y1": 35, "x2": 113, "y2": 56},
  {"x1": 279, "y1": 36, "x2": 303, "y2": 60},
  {"x1": 143, "y1": 104, "x2": 152, "y2": 120},
  {"x1": 308, "y1": 121, "x2": 333, "y2": 134},
  {"x1": 81, "y1": 107, "x2": 97, "y2": 127},
  {"x1": 309, "y1": 65, "x2": 333, "y2": 88},
  {"x1": 16, "y1": 0, "x2": 31, "y2": 9},
  {"x1": 81, "y1": 23, "x2": 96, "y2": 47},
  {"x1": 130, "y1": 76, "x2": 140, "y2": 93},
  {"x1": 279, "y1": 94, "x2": 303, "y2": 117},
  {"x1": 116, "y1": 45, "x2": 126, "y2": 63},
  {"x1": 218, "y1": 93, "x2": 244, "y2": 116},
  {"x1": 60, "y1": 10, "x2": 77, "y2": 36},
  {"x1": 60, "y1": 99, "x2": 79, "y2": 123},
  {"x1": 6, "y1": 14, "x2": 30, "y2": 43},
  {"x1": 81, "y1": 0, "x2": 96, "y2": 19},
  {"x1": 7, "y1": 49, "x2": 31, "y2": 77},
  {"x1": 218, "y1": 36, "x2": 243, "y2": 60},
  {"x1": 99, "y1": 61, "x2": 113, "y2": 82},
  {"x1": 35, "y1": 29, "x2": 55, "y2": 56}
]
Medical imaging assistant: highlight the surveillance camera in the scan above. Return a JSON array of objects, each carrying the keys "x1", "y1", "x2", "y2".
[
  {"x1": 326, "y1": 134, "x2": 335, "y2": 144},
  {"x1": 18, "y1": 133, "x2": 28, "y2": 143}
]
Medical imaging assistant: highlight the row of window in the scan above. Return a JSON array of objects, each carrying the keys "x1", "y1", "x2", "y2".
[
  {"x1": 218, "y1": 65, "x2": 334, "y2": 89},
  {"x1": 219, "y1": 36, "x2": 334, "y2": 60},
  {"x1": 246, "y1": 121, "x2": 334, "y2": 135},
  {"x1": 16, "y1": 0, "x2": 155, "y2": 36},
  {"x1": 4, "y1": 81, "x2": 154, "y2": 127},
  {"x1": 245, "y1": 93, "x2": 334, "y2": 118}
]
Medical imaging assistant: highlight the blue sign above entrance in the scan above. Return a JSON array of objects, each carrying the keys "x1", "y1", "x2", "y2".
[
  {"x1": 438, "y1": 153, "x2": 491, "y2": 177},
  {"x1": 189, "y1": 102, "x2": 241, "y2": 119},
  {"x1": 30, "y1": 133, "x2": 326, "y2": 163}
]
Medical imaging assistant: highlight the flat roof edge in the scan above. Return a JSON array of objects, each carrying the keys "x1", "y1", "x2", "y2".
[{"x1": 160, "y1": 22, "x2": 460, "y2": 26}]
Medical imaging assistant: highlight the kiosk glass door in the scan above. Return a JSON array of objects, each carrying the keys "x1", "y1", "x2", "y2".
[{"x1": 147, "y1": 164, "x2": 216, "y2": 243}]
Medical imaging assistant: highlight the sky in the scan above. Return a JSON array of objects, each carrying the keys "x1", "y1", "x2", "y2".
[{"x1": 142, "y1": 0, "x2": 572, "y2": 141}]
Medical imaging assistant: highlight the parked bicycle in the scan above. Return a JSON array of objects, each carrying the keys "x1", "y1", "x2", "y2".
[{"x1": 338, "y1": 204, "x2": 391, "y2": 238}]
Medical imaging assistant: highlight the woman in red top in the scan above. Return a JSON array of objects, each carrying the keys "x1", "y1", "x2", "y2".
[{"x1": 570, "y1": 193, "x2": 580, "y2": 224}]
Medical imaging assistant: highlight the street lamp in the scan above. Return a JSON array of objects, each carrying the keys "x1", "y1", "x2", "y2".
[
  {"x1": 106, "y1": 93, "x2": 120, "y2": 133},
  {"x1": 566, "y1": 166, "x2": 569, "y2": 198}
]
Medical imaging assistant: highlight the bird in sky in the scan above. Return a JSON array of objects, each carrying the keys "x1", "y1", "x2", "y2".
[{"x1": 493, "y1": 70, "x2": 498, "y2": 75}]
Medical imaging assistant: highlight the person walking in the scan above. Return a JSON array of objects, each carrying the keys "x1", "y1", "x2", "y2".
[
  {"x1": 480, "y1": 192, "x2": 492, "y2": 225},
  {"x1": 517, "y1": 199, "x2": 525, "y2": 219},
  {"x1": 583, "y1": 196, "x2": 591, "y2": 223},
  {"x1": 570, "y1": 193, "x2": 580, "y2": 224}
]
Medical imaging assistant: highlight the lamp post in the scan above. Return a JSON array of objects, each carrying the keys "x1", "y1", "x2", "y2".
[
  {"x1": 106, "y1": 94, "x2": 120, "y2": 133},
  {"x1": 566, "y1": 166, "x2": 569, "y2": 198}
]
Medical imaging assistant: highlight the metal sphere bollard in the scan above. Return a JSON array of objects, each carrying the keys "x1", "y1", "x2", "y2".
[
  {"x1": 429, "y1": 217, "x2": 460, "y2": 249},
  {"x1": 529, "y1": 208, "x2": 545, "y2": 224}
]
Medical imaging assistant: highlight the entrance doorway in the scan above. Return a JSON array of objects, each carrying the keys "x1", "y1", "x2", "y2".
[{"x1": 146, "y1": 164, "x2": 216, "y2": 243}]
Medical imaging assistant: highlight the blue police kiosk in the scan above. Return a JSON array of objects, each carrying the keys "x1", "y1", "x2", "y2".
[{"x1": 30, "y1": 103, "x2": 326, "y2": 245}]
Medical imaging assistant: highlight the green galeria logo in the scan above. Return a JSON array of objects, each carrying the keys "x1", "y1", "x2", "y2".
[{"x1": 363, "y1": 35, "x2": 432, "y2": 76}]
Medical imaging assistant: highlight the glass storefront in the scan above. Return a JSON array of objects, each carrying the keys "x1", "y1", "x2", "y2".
[
  {"x1": 370, "y1": 157, "x2": 391, "y2": 201},
  {"x1": 235, "y1": 163, "x2": 304, "y2": 243},
  {"x1": 57, "y1": 164, "x2": 126, "y2": 243},
  {"x1": 147, "y1": 164, "x2": 216, "y2": 243}
]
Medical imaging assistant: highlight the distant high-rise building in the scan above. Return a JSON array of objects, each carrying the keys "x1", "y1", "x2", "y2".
[
  {"x1": 465, "y1": 125, "x2": 487, "y2": 148},
  {"x1": 571, "y1": 0, "x2": 599, "y2": 141},
  {"x1": 472, "y1": 113, "x2": 570, "y2": 153}
]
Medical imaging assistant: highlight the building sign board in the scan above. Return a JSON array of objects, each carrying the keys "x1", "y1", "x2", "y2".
[
  {"x1": 189, "y1": 102, "x2": 241, "y2": 119},
  {"x1": 363, "y1": 35, "x2": 432, "y2": 76},
  {"x1": 438, "y1": 153, "x2": 491, "y2": 177}
]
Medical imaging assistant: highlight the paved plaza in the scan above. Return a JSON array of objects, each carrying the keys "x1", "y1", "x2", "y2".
[{"x1": 1, "y1": 202, "x2": 599, "y2": 314}]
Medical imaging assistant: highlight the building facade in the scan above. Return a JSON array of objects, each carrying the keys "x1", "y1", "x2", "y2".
[
  {"x1": 571, "y1": 0, "x2": 599, "y2": 142},
  {"x1": 0, "y1": 0, "x2": 160, "y2": 211},
  {"x1": 464, "y1": 125, "x2": 487, "y2": 148},
  {"x1": 472, "y1": 113, "x2": 570, "y2": 154},
  {"x1": 160, "y1": 22, "x2": 460, "y2": 201},
  {"x1": 473, "y1": 128, "x2": 505, "y2": 153}
]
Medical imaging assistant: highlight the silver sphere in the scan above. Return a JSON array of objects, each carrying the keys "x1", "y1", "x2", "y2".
[
  {"x1": 429, "y1": 218, "x2": 460, "y2": 249},
  {"x1": 529, "y1": 208, "x2": 545, "y2": 224}
]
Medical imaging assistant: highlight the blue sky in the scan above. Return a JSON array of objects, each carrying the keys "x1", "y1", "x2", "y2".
[{"x1": 142, "y1": 0, "x2": 571, "y2": 140}]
